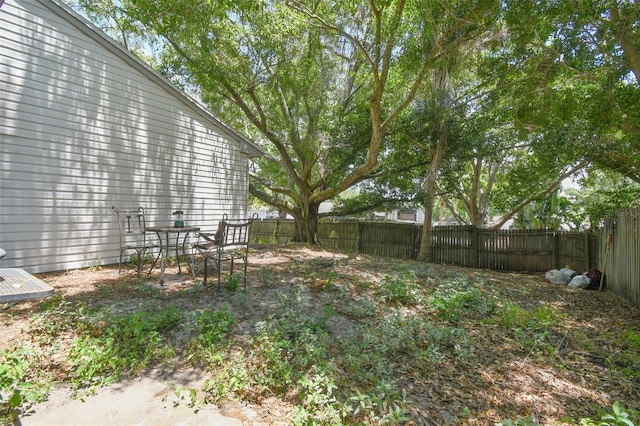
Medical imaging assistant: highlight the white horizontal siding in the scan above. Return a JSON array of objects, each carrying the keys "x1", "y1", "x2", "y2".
[{"x1": 0, "y1": 0, "x2": 254, "y2": 273}]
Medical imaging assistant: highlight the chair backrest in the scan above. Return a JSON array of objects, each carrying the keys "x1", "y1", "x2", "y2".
[
  {"x1": 112, "y1": 206, "x2": 150, "y2": 249},
  {"x1": 112, "y1": 206, "x2": 147, "y2": 235},
  {"x1": 219, "y1": 216, "x2": 255, "y2": 252}
]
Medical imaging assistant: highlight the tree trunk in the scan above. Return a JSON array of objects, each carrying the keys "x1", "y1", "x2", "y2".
[
  {"x1": 293, "y1": 202, "x2": 321, "y2": 244},
  {"x1": 417, "y1": 133, "x2": 446, "y2": 262}
]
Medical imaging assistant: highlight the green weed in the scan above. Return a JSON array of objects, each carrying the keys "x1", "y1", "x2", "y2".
[
  {"x1": 576, "y1": 401, "x2": 638, "y2": 425},
  {"x1": 237, "y1": 290, "x2": 332, "y2": 398},
  {"x1": 617, "y1": 330, "x2": 640, "y2": 381},
  {"x1": 255, "y1": 267, "x2": 279, "y2": 288},
  {"x1": 596, "y1": 401, "x2": 637, "y2": 426},
  {"x1": 292, "y1": 367, "x2": 347, "y2": 425},
  {"x1": 340, "y1": 295, "x2": 379, "y2": 320},
  {"x1": 69, "y1": 306, "x2": 180, "y2": 390},
  {"x1": 348, "y1": 380, "x2": 408, "y2": 425},
  {"x1": 202, "y1": 357, "x2": 251, "y2": 403},
  {"x1": 4, "y1": 252, "x2": 638, "y2": 425},
  {"x1": 488, "y1": 302, "x2": 560, "y2": 330},
  {"x1": 126, "y1": 253, "x2": 155, "y2": 266},
  {"x1": 37, "y1": 293, "x2": 68, "y2": 312},
  {"x1": 485, "y1": 301, "x2": 562, "y2": 353},
  {"x1": 188, "y1": 308, "x2": 236, "y2": 352},
  {"x1": 30, "y1": 299, "x2": 85, "y2": 345},
  {"x1": 222, "y1": 274, "x2": 241, "y2": 292},
  {"x1": 377, "y1": 271, "x2": 423, "y2": 306},
  {"x1": 0, "y1": 348, "x2": 50, "y2": 423},
  {"x1": 428, "y1": 278, "x2": 486, "y2": 322},
  {"x1": 135, "y1": 283, "x2": 161, "y2": 298}
]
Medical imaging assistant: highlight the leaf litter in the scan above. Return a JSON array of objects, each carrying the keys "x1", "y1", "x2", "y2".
[{"x1": 2, "y1": 243, "x2": 639, "y2": 425}]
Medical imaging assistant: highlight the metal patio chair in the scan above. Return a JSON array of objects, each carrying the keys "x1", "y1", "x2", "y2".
[
  {"x1": 192, "y1": 214, "x2": 256, "y2": 289},
  {"x1": 112, "y1": 206, "x2": 159, "y2": 276}
]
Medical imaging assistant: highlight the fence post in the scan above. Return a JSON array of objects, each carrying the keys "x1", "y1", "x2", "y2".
[
  {"x1": 552, "y1": 231, "x2": 559, "y2": 269},
  {"x1": 471, "y1": 226, "x2": 479, "y2": 268},
  {"x1": 583, "y1": 232, "x2": 590, "y2": 269},
  {"x1": 413, "y1": 224, "x2": 419, "y2": 260},
  {"x1": 273, "y1": 219, "x2": 279, "y2": 244}
]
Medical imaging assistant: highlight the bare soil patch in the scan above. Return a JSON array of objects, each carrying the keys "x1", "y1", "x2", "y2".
[{"x1": 2, "y1": 243, "x2": 640, "y2": 425}]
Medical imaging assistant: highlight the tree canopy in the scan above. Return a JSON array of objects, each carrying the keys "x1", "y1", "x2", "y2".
[
  {"x1": 71, "y1": 0, "x2": 504, "y2": 241},
  {"x1": 68, "y1": 0, "x2": 640, "y2": 237}
]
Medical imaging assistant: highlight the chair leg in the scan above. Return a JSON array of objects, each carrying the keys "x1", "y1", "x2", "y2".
[
  {"x1": 243, "y1": 258, "x2": 247, "y2": 289},
  {"x1": 175, "y1": 234, "x2": 181, "y2": 274},
  {"x1": 217, "y1": 257, "x2": 222, "y2": 290},
  {"x1": 136, "y1": 251, "x2": 142, "y2": 277},
  {"x1": 216, "y1": 257, "x2": 223, "y2": 290},
  {"x1": 187, "y1": 247, "x2": 196, "y2": 279},
  {"x1": 203, "y1": 258, "x2": 208, "y2": 286}
]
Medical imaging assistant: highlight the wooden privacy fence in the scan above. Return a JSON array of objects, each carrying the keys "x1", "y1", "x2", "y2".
[
  {"x1": 602, "y1": 209, "x2": 640, "y2": 309},
  {"x1": 431, "y1": 226, "x2": 599, "y2": 273},
  {"x1": 251, "y1": 219, "x2": 599, "y2": 274}
]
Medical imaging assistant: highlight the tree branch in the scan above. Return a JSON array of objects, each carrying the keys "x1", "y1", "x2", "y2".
[{"x1": 490, "y1": 161, "x2": 588, "y2": 229}]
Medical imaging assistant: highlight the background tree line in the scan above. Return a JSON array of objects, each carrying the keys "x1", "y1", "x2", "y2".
[{"x1": 68, "y1": 0, "x2": 640, "y2": 260}]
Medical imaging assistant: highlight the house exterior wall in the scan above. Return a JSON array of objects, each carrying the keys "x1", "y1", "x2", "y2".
[{"x1": 0, "y1": 0, "x2": 260, "y2": 273}]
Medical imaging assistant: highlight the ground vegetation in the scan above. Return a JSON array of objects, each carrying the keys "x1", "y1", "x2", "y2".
[{"x1": 2, "y1": 245, "x2": 639, "y2": 425}]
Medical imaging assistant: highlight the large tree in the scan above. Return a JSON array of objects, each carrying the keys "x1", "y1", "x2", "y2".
[
  {"x1": 378, "y1": 13, "x2": 572, "y2": 259},
  {"x1": 70, "y1": 0, "x2": 640, "y2": 245},
  {"x1": 76, "y1": 0, "x2": 501, "y2": 243}
]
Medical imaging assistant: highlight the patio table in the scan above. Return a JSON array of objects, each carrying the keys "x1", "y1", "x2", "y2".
[{"x1": 146, "y1": 225, "x2": 200, "y2": 285}]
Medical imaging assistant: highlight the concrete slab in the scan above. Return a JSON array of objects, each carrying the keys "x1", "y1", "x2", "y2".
[
  {"x1": 0, "y1": 268, "x2": 54, "y2": 303},
  {"x1": 19, "y1": 374, "x2": 243, "y2": 426}
]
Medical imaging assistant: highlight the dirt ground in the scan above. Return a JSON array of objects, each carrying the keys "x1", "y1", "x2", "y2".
[{"x1": 2, "y1": 243, "x2": 640, "y2": 425}]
